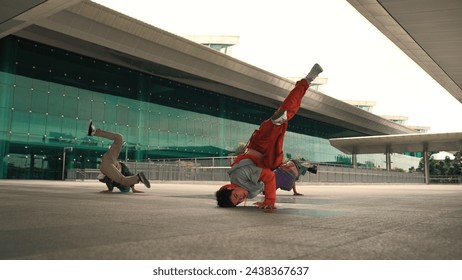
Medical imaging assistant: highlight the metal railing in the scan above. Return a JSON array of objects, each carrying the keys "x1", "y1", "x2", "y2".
[
  {"x1": 427, "y1": 175, "x2": 462, "y2": 184},
  {"x1": 67, "y1": 156, "x2": 427, "y2": 184}
]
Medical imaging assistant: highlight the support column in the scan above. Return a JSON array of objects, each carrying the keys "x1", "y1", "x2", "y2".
[
  {"x1": 385, "y1": 146, "x2": 391, "y2": 171},
  {"x1": 423, "y1": 143, "x2": 429, "y2": 184},
  {"x1": 352, "y1": 153, "x2": 357, "y2": 168}
]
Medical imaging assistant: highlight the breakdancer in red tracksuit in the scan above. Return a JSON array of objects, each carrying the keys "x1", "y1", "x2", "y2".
[{"x1": 215, "y1": 63, "x2": 323, "y2": 210}]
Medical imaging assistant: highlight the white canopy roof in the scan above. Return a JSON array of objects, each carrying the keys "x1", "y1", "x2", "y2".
[{"x1": 329, "y1": 132, "x2": 462, "y2": 154}]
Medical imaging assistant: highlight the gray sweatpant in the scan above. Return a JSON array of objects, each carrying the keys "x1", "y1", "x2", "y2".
[{"x1": 95, "y1": 129, "x2": 139, "y2": 187}]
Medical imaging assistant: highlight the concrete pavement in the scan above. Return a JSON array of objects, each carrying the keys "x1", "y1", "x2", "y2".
[{"x1": 1, "y1": 180, "x2": 462, "y2": 260}]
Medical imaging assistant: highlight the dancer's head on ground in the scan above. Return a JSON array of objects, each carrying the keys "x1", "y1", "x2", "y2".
[{"x1": 215, "y1": 184, "x2": 248, "y2": 207}]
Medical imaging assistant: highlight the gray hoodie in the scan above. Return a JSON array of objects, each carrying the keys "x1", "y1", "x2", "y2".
[{"x1": 227, "y1": 158, "x2": 263, "y2": 199}]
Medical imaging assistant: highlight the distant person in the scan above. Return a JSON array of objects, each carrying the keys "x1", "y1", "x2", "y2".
[
  {"x1": 215, "y1": 63, "x2": 323, "y2": 210},
  {"x1": 87, "y1": 122, "x2": 151, "y2": 190},
  {"x1": 97, "y1": 161, "x2": 144, "y2": 193},
  {"x1": 274, "y1": 159, "x2": 317, "y2": 196}
]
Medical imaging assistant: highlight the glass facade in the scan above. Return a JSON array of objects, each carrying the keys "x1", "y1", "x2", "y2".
[{"x1": 0, "y1": 36, "x2": 418, "y2": 179}]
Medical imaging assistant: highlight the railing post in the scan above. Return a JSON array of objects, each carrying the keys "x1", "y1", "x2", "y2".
[
  {"x1": 148, "y1": 158, "x2": 151, "y2": 180},
  {"x1": 194, "y1": 158, "x2": 197, "y2": 181},
  {"x1": 62, "y1": 147, "x2": 73, "y2": 180},
  {"x1": 212, "y1": 157, "x2": 215, "y2": 181}
]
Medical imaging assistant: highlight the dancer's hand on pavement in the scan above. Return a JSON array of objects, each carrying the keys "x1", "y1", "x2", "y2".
[{"x1": 253, "y1": 201, "x2": 277, "y2": 210}]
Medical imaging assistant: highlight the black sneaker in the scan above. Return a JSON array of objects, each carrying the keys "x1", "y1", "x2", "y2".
[
  {"x1": 87, "y1": 121, "x2": 95, "y2": 136},
  {"x1": 307, "y1": 165, "x2": 318, "y2": 174},
  {"x1": 138, "y1": 172, "x2": 151, "y2": 188}
]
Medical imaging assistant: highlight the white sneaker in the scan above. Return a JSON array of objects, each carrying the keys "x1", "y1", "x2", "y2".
[
  {"x1": 87, "y1": 121, "x2": 96, "y2": 136},
  {"x1": 271, "y1": 110, "x2": 287, "y2": 125},
  {"x1": 97, "y1": 173, "x2": 106, "y2": 180},
  {"x1": 305, "y1": 63, "x2": 323, "y2": 82}
]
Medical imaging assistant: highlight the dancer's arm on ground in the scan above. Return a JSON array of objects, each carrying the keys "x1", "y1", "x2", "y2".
[
  {"x1": 131, "y1": 186, "x2": 144, "y2": 193},
  {"x1": 293, "y1": 183, "x2": 303, "y2": 196}
]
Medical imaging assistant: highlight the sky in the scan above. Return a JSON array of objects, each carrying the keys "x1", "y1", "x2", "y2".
[{"x1": 92, "y1": 0, "x2": 462, "y2": 133}]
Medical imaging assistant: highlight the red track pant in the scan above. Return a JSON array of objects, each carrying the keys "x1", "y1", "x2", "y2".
[{"x1": 233, "y1": 79, "x2": 310, "y2": 205}]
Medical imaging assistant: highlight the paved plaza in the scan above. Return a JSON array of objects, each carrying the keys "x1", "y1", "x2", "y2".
[{"x1": 1, "y1": 180, "x2": 462, "y2": 260}]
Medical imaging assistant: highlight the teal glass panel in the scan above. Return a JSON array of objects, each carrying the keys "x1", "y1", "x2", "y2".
[
  {"x1": 126, "y1": 125, "x2": 138, "y2": 145},
  {"x1": 177, "y1": 132, "x2": 187, "y2": 147},
  {"x1": 0, "y1": 72, "x2": 15, "y2": 86},
  {"x1": 46, "y1": 115, "x2": 63, "y2": 139},
  {"x1": 31, "y1": 89, "x2": 48, "y2": 114},
  {"x1": 63, "y1": 87, "x2": 79, "y2": 118},
  {"x1": 32, "y1": 79, "x2": 49, "y2": 92},
  {"x1": 128, "y1": 107, "x2": 140, "y2": 128},
  {"x1": 0, "y1": 84, "x2": 13, "y2": 108},
  {"x1": 92, "y1": 89, "x2": 106, "y2": 103},
  {"x1": 138, "y1": 126, "x2": 149, "y2": 147},
  {"x1": 158, "y1": 131, "x2": 169, "y2": 147},
  {"x1": 177, "y1": 114, "x2": 187, "y2": 135},
  {"x1": 29, "y1": 112, "x2": 46, "y2": 135},
  {"x1": 48, "y1": 82, "x2": 65, "y2": 96},
  {"x1": 115, "y1": 104, "x2": 129, "y2": 126},
  {"x1": 168, "y1": 113, "x2": 179, "y2": 133},
  {"x1": 77, "y1": 99, "x2": 92, "y2": 121},
  {"x1": 64, "y1": 85, "x2": 79, "y2": 98},
  {"x1": 47, "y1": 91, "x2": 63, "y2": 116},
  {"x1": 148, "y1": 110, "x2": 161, "y2": 131},
  {"x1": 13, "y1": 86, "x2": 32, "y2": 111},
  {"x1": 0, "y1": 107, "x2": 12, "y2": 133},
  {"x1": 14, "y1": 74, "x2": 32, "y2": 89},
  {"x1": 11, "y1": 110, "x2": 29, "y2": 134},
  {"x1": 168, "y1": 131, "x2": 178, "y2": 147},
  {"x1": 147, "y1": 129, "x2": 158, "y2": 148},
  {"x1": 91, "y1": 101, "x2": 105, "y2": 122},
  {"x1": 61, "y1": 117, "x2": 77, "y2": 141},
  {"x1": 185, "y1": 115, "x2": 195, "y2": 136},
  {"x1": 103, "y1": 100, "x2": 116, "y2": 124},
  {"x1": 158, "y1": 110, "x2": 169, "y2": 131}
]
